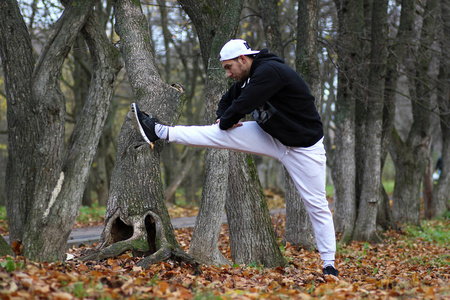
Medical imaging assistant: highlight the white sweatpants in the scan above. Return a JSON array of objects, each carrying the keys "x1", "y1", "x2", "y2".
[{"x1": 168, "y1": 121, "x2": 336, "y2": 261}]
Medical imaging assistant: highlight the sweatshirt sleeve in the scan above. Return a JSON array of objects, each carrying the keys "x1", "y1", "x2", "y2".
[
  {"x1": 216, "y1": 83, "x2": 242, "y2": 119},
  {"x1": 219, "y1": 64, "x2": 283, "y2": 130}
]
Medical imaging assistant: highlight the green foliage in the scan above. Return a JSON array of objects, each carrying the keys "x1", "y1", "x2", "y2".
[
  {"x1": 0, "y1": 204, "x2": 107, "y2": 231},
  {"x1": 404, "y1": 215, "x2": 450, "y2": 247},
  {"x1": 326, "y1": 184, "x2": 333, "y2": 197},
  {"x1": 77, "y1": 202, "x2": 106, "y2": 224},
  {"x1": 407, "y1": 254, "x2": 449, "y2": 268},
  {"x1": 0, "y1": 88, "x2": 6, "y2": 121},
  {"x1": 0, "y1": 206, "x2": 8, "y2": 233},
  {"x1": 0, "y1": 257, "x2": 24, "y2": 272},
  {"x1": 325, "y1": 180, "x2": 395, "y2": 198},
  {"x1": 71, "y1": 282, "x2": 87, "y2": 298},
  {"x1": 382, "y1": 180, "x2": 395, "y2": 195},
  {"x1": 247, "y1": 261, "x2": 263, "y2": 269},
  {"x1": 193, "y1": 291, "x2": 223, "y2": 300},
  {"x1": 147, "y1": 274, "x2": 159, "y2": 286},
  {"x1": 0, "y1": 206, "x2": 6, "y2": 221},
  {"x1": 0, "y1": 257, "x2": 16, "y2": 272}
]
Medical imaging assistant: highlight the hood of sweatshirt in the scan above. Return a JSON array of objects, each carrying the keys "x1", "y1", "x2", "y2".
[{"x1": 249, "y1": 49, "x2": 284, "y2": 76}]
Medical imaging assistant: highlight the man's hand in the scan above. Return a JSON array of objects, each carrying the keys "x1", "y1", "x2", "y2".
[
  {"x1": 217, "y1": 119, "x2": 243, "y2": 129},
  {"x1": 229, "y1": 121, "x2": 243, "y2": 129}
]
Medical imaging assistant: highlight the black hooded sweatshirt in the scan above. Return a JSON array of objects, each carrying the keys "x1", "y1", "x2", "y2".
[{"x1": 216, "y1": 49, "x2": 323, "y2": 148}]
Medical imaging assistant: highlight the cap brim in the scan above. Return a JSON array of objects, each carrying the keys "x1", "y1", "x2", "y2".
[{"x1": 220, "y1": 50, "x2": 260, "y2": 61}]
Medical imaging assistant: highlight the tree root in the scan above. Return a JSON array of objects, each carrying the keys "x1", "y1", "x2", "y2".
[
  {"x1": 80, "y1": 209, "x2": 201, "y2": 273},
  {"x1": 137, "y1": 245, "x2": 202, "y2": 274}
]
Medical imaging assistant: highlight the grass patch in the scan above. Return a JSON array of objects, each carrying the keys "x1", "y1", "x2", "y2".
[
  {"x1": 326, "y1": 184, "x2": 333, "y2": 198},
  {"x1": 404, "y1": 213, "x2": 449, "y2": 247},
  {"x1": 382, "y1": 180, "x2": 395, "y2": 195},
  {"x1": 77, "y1": 202, "x2": 106, "y2": 224},
  {"x1": 0, "y1": 206, "x2": 6, "y2": 221},
  {"x1": 0, "y1": 206, "x2": 8, "y2": 233}
]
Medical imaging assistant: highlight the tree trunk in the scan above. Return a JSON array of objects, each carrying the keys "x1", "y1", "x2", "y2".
[
  {"x1": 282, "y1": 0, "x2": 321, "y2": 250},
  {"x1": 297, "y1": 0, "x2": 321, "y2": 108},
  {"x1": 423, "y1": 150, "x2": 434, "y2": 219},
  {"x1": 1, "y1": 0, "x2": 122, "y2": 261},
  {"x1": 0, "y1": 236, "x2": 14, "y2": 257},
  {"x1": 284, "y1": 171, "x2": 316, "y2": 250},
  {"x1": 432, "y1": 0, "x2": 450, "y2": 216},
  {"x1": 26, "y1": 7, "x2": 122, "y2": 261},
  {"x1": 353, "y1": 0, "x2": 370, "y2": 241},
  {"x1": 390, "y1": 0, "x2": 438, "y2": 225},
  {"x1": 157, "y1": 0, "x2": 172, "y2": 83},
  {"x1": 331, "y1": 0, "x2": 362, "y2": 243},
  {"x1": 189, "y1": 148, "x2": 231, "y2": 266},
  {"x1": 259, "y1": 0, "x2": 283, "y2": 57},
  {"x1": 177, "y1": 0, "x2": 239, "y2": 266},
  {"x1": 380, "y1": 0, "x2": 416, "y2": 230},
  {"x1": 390, "y1": 131, "x2": 426, "y2": 225},
  {"x1": 70, "y1": 34, "x2": 94, "y2": 207},
  {"x1": 226, "y1": 154, "x2": 286, "y2": 267},
  {"x1": 81, "y1": 0, "x2": 200, "y2": 271},
  {"x1": 353, "y1": 0, "x2": 387, "y2": 243},
  {"x1": 0, "y1": 0, "x2": 36, "y2": 243}
]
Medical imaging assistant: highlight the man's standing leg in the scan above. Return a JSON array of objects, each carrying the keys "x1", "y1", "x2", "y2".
[{"x1": 281, "y1": 138, "x2": 338, "y2": 276}]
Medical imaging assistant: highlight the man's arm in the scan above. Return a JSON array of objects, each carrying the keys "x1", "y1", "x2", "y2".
[
  {"x1": 219, "y1": 65, "x2": 283, "y2": 130},
  {"x1": 216, "y1": 83, "x2": 242, "y2": 119}
]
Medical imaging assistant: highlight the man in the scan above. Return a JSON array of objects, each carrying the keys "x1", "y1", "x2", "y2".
[{"x1": 130, "y1": 39, "x2": 339, "y2": 276}]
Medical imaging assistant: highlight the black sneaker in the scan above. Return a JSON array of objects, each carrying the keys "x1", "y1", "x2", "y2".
[
  {"x1": 130, "y1": 103, "x2": 159, "y2": 147},
  {"x1": 323, "y1": 265, "x2": 339, "y2": 276}
]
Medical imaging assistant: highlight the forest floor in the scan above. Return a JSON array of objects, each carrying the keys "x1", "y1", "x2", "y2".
[{"x1": 0, "y1": 191, "x2": 449, "y2": 299}]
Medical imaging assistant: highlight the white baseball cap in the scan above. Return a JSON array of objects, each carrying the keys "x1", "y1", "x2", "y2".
[{"x1": 219, "y1": 39, "x2": 260, "y2": 61}]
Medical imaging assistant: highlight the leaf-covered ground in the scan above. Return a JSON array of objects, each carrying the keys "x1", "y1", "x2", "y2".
[{"x1": 0, "y1": 195, "x2": 449, "y2": 299}]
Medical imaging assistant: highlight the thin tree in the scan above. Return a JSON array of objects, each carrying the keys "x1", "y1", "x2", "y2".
[
  {"x1": 332, "y1": 0, "x2": 362, "y2": 243},
  {"x1": 353, "y1": 0, "x2": 388, "y2": 242},
  {"x1": 390, "y1": 0, "x2": 439, "y2": 225},
  {"x1": 379, "y1": 0, "x2": 416, "y2": 229},
  {"x1": 432, "y1": 0, "x2": 450, "y2": 216}
]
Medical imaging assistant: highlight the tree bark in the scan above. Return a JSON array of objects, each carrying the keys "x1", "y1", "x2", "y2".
[
  {"x1": 284, "y1": 172, "x2": 316, "y2": 250},
  {"x1": 432, "y1": 0, "x2": 450, "y2": 216},
  {"x1": 0, "y1": 236, "x2": 14, "y2": 257},
  {"x1": 27, "y1": 6, "x2": 122, "y2": 261},
  {"x1": 353, "y1": 0, "x2": 388, "y2": 243},
  {"x1": 226, "y1": 154, "x2": 286, "y2": 267},
  {"x1": 297, "y1": 0, "x2": 321, "y2": 108},
  {"x1": 0, "y1": 0, "x2": 36, "y2": 243},
  {"x1": 380, "y1": 0, "x2": 416, "y2": 230},
  {"x1": 390, "y1": 0, "x2": 438, "y2": 225},
  {"x1": 259, "y1": 0, "x2": 283, "y2": 57},
  {"x1": 70, "y1": 34, "x2": 94, "y2": 206},
  {"x1": 332, "y1": 0, "x2": 362, "y2": 243},
  {"x1": 390, "y1": 131, "x2": 426, "y2": 225}
]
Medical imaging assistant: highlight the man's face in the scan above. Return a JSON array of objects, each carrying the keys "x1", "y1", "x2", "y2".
[{"x1": 221, "y1": 55, "x2": 251, "y2": 83}]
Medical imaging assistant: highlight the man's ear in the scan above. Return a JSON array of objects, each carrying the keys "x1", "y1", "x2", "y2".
[{"x1": 238, "y1": 55, "x2": 247, "y2": 64}]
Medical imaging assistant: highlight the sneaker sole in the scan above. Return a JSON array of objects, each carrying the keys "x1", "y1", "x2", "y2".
[{"x1": 130, "y1": 103, "x2": 153, "y2": 147}]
